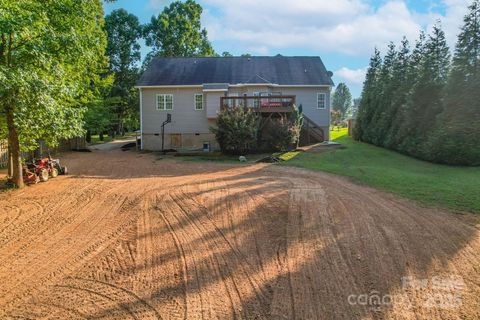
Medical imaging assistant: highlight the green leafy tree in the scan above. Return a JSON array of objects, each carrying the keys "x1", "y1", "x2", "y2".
[
  {"x1": 104, "y1": 9, "x2": 142, "y2": 134},
  {"x1": 427, "y1": 0, "x2": 480, "y2": 165},
  {"x1": 346, "y1": 98, "x2": 361, "y2": 119},
  {"x1": 331, "y1": 83, "x2": 352, "y2": 118},
  {"x1": 84, "y1": 76, "x2": 116, "y2": 139},
  {"x1": 143, "y1": 0, "x2": 215, "y2": 59},
  {"x1": 330, "y1": 110, "x2": 342, "y2": 126},
  {"x1": 0, "y1": 0, "x2": 108, "y2": 187},
  {"x1": 222, "y1": 51, "x2": 233, "y2": 57},
  {"x1": 353, "y1": 48, "x2": 382, "y2": 141}
]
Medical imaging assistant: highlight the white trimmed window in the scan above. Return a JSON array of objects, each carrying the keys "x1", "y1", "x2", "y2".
[
  {"x1": 317, "y1": 93, "x2": 326, "y2": 109},
  {"x1": 194, "y1": 94, "x2": 203, "y2": 110},
  {"x1": 253, "y1": 92, "x2": 260, "y2": 108},
  {"x1": 228, "y1": 93, "x2": 239, "y2": 107},
  {"x1": 156, "y1": 94, "x2": 173, "y2": 110}
]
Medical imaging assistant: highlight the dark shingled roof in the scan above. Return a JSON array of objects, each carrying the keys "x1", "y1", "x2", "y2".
[
  {"x1": 202, "y1": 83, "x2": 229, "y2": 90},
  {"x1": 137, "y1": 56, "x2": 334, "y2": 86}
]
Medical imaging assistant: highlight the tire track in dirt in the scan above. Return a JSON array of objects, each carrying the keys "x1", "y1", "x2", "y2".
[
  {"x1": 1, "y1": 150, "x2": 479, "y2": 319},
  {"x1": 165, "y1": 176, "x2": 294, "y2": 319},
  {"x1": 158, "y1": 190, "x2": 236, "y2": 319},
  {"x1": 267, "y1": 166, "x2": 480, "y2": 320},
  {"x1": 0, "y1": 179, "x2": 103, "y2": 251},
  {"x1": 132, "y1": 190, "x2": 186, "y2": 320},
  {"x1": 0, "y1": 181, "x2": 140, "y2": 313},
  {"x1": 0, "y1": 202, "x2": 21, "y2": 235},
  {"x1": 145, "y1": 179, "x2": 274, "y2": 319}
]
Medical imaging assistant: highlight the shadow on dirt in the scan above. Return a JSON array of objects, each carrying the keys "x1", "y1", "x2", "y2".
[{"x1": 3, "y1": 148, "x2": 478, "y2": 319}]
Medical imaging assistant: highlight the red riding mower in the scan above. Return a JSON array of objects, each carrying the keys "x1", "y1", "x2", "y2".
[
  {"x1": 24, "y1": 155, "x2": 68, "y2": 183},
  {"x1": 26, "y1": 158, "x2": 52, "y2": 182},
  {"x1": 48, "y1": 155, "x2": 68, "y2": 176},
  {"x1": 22, "y1": 166, "x2": 40, "y2": 185}
]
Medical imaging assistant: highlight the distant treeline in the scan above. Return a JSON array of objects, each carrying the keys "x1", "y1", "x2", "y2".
[{"x1": 354, "y1": 0, "x2": 480, "y2": 166}]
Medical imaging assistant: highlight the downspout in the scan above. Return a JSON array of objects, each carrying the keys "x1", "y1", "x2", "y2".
[
  {"x1": 328, "y1": 86, "x2": 332, "y2": 141},
  {"x1": 139, "y1": 88, "x2": 144, "y2": 150}
]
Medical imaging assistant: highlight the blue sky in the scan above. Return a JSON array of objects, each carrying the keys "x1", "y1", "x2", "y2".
[{"x1": 104, "y1": 0, "x2": 471, "y2": 97}]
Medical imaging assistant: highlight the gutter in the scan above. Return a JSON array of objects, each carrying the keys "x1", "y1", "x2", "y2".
[
  {"x1": 135, "y1": 84, "x2": 333, "y2": 89},
  {"x1": 139, "y1": 88, "x2": 143, "y2": 150}
]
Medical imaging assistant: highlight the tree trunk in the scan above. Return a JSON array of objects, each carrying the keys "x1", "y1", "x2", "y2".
[
  {"x1": 6, "y1": 106, "x2": 24, "y2": 188},
  {"x1": 7, "y1": 144, "x2": 13, "y2": 178}
]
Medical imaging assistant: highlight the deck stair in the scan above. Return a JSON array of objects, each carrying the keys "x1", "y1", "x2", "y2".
[{"x1": 301, "y1": 115, "x2": 325, "y2": 145}]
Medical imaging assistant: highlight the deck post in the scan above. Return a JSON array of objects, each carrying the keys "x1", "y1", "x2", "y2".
[{"x1": 307, "y1": 119, "x2": 310, "y2": 145}]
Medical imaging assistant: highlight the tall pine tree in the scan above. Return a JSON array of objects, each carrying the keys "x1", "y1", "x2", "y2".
[
  {"x1": 372, "y1": 42, "x2": 399, "y2": 146},
  {"x1": 428, "y1": 0, "x2": 480, "y2": 165},
  {"x1": 353, "y1": 49, "x2": 382, "y2": 141},
  {"x1": 393, "y1": 32, "x2": 426, "y2": 149},
  {"x1": 384, "y1": 38, "x2": 411, "y2": 148},
  {"x1": 399, "y1": 23, "x2": 450, "y2": 156}
]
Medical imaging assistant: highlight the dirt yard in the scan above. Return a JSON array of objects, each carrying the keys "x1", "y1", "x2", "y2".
[{"x1": 0, "y1": 147, "x2": 479, "y2": 319}]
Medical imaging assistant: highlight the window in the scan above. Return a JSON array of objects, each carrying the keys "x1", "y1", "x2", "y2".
[
  {"x1": 253, "y1": 92, "x2": 260, "y2": 108},
  {"x1": 194, "y1": 94, "x2": 203, "y2": 110},
  {"x1": 156, "y1": 94, "x2": 173, "y2": 110},
  {"x1": 228, "y1": 93, "x2": 239, "y2": 108},
  {"x1": 317, "y1": 93, "x2": 326, "y2": 109}
]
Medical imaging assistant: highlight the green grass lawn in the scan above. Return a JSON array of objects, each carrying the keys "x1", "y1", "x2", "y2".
[
  {"x1": 177, "y1": 152, "x2": 270, "y2": 164},
  {"x1": 283, "y1": 128, "x2": 480, "y2": 213}
]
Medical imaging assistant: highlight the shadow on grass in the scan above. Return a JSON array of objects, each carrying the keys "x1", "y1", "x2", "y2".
[{"x1": 282, "y1": 132, "x2": 480, "y2": 213}]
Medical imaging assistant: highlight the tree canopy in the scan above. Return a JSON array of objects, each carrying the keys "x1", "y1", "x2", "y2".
[
  {"x1": 0, "y1": 0, "x2": 108, "y2": 187},
  {"x1": 354, "y1": 2, "x2": 480, "y2": 166},
  {"x1": 101, "y1": 8, "x2": 143, "y2": 134},
  {"x1": 427, "y1": 0, "x2": 480, "y2": 164},
  {"x1": 143, "y1": 0, "x2": 215, "y2": 58},
  {"x1": 331, "y1": 83, "x2": 352, "y2": 118}
]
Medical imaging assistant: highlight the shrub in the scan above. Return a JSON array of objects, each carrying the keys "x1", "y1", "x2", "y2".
[
  {"x1": 259, "y1": 109, "x2": 303, "y2": 151},
  {"x1": 211, "y1": 108, "x2": 259, "y2": 155}
]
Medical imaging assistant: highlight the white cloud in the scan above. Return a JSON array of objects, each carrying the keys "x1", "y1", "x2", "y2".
[
  {"x1": 440, "y1": 0, "x2": 470, "y2": 45},
  {"x1": 202, "y1": 0, "x2": 470, "y2": 57},
  {"x1": 203, "y1": 0, "x2": 422, "y2": 56},
  {"x1": 335, "y1": 67, "x2": 368, "y2": 85}
]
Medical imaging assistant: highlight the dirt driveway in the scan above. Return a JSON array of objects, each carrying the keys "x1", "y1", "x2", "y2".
[{"x1": 0, "y1": 148, "x2": 479, "y2": 319}]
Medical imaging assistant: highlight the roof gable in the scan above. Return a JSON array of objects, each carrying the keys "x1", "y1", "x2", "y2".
[{"x1": 137, "y1": 56, "x2": 334, "y2": 87}]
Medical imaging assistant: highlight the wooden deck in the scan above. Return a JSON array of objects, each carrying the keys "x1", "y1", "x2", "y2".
[{"x1": 220, "y1": 95, "x2": 296, "y2": 113}]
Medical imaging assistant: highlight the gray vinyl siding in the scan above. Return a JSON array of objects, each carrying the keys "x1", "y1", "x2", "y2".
[
  {"x1": 206, "y1": 91, "x2": 224, "y2": 118},
  {"x1": 277, "y1": 87, "x2": 331, "y2": 127},
  {"x1": 141, "y1": 87, "x2": 210, "y2": 135},
  {"x1": 140, "y1": 85, "x2": 331, "y2": 147}
]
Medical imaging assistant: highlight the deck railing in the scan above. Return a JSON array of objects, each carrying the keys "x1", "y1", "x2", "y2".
[{"x1": 220, "y1": 95, "x2": 296, "y2": 112}]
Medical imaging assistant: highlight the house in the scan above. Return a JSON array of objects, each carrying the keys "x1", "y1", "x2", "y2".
[{"x1": 136, "y1": 56, "x2": 334, "y2": 151}]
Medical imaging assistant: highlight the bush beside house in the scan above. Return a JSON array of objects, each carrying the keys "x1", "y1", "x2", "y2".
[
  {"x1": 211, "y1": 107, "x2": 304, "y2": 155},
  {"x1": 210, "y1": 108, "x2": 260, "y2": 155}
]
